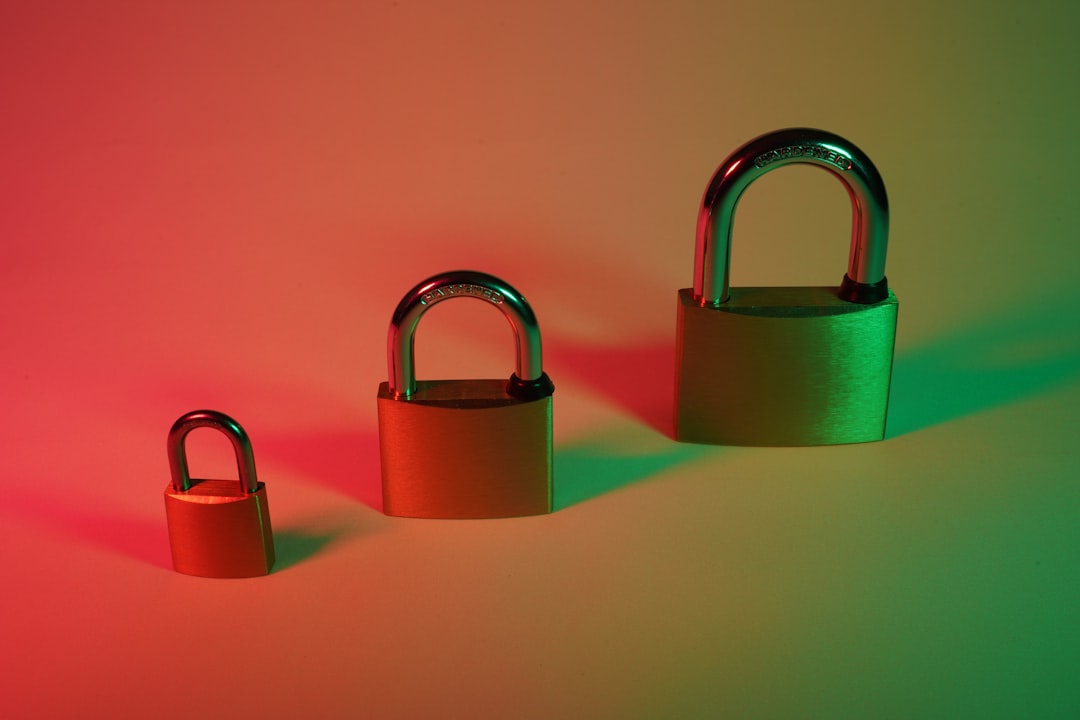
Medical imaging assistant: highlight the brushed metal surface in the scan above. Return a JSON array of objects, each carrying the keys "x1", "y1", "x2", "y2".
[
  {"x1": 378, "y1": 379, "x2": 553, "y2": 519},
  {"x1": 164, "y1": 481, "x2": 275, "y2": 578},
  {"x1": 674, "y1": 287, "x2": 898, "y2": 446}
]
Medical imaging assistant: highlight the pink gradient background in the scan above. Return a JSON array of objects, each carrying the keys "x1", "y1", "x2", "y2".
[{"x1": 2, "y1": 2, "x2": 1078, "y2": 717}]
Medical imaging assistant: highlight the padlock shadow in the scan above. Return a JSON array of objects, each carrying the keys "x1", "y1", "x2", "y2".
[
  {"x1": 554, "y1": 430, "x2": 716, "y2": 510},
  {"x1": 0, "y1": 487, "x2": 365, "y2": 574},
  {"x1": 127, "y1": 380, "x2": 385, "y2": 511},
  {"x1": 550, "y1": 297, "x2": 1080, "y2": 441},
  {"x1": 548, "y1": 338, "x2": 676, "y2": 439},
  {"x1": 257, "y1": 429, "x2": 384, "y2": 512},
  {"x1": 271, "y1": 516, "x2": 363, "y2": 572},
  {"x1": 887, "y1": 295, "x2": 1080, "y2": 437},
  {"x1": 3, "y1": 487, "x2": 174, "y2": 571}
]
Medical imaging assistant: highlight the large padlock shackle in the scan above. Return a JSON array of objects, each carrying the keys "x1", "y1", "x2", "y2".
[
  {"x1": 694, "y1": 127, "x2": 890, "y2": 306},
  {"x1": 387, "y1": 270, "x2": 549, "y2": 399},
  {"x1": 168, "y1": 410, "x2": 259, "y2": 493}
]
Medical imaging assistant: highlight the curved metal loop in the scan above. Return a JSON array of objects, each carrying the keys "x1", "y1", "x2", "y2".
[
  {"x1": 167, "y1": 410, "x2": 259, "y2": 493},
  {"x1": 694, "y1": 127, "x2": 890, "y2": 306},
  {"x1": 387, "y1": 270, "x2": 545, "y2": 398}
]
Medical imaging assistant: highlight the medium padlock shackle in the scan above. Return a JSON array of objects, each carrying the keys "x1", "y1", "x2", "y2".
[
  {"x1": 387, "y1": 270, "x2": 551, "y2": 400},
  {"x1": 167, "y1": 410, "x2": 259, "y2": 493},
  {"x1": 694, "y1": 127, "x2": 890, "y2": 306}
]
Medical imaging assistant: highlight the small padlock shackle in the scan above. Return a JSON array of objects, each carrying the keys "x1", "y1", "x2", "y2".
[
  {"x1": 167, "y1": 410, "x2": 259, "y2": 493},
  {"x1": 694, "y1": 127, "x2": 890, "y2": 306},
  {"x1": 387, "y1": 270, "x2": 552, "y2": 400}
]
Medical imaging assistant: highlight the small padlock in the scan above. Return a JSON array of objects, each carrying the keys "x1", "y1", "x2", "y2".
[
  {"x1": 163, "y1": 410, "x2": 275, "y2": 577},
  {"x1": 674, "y1": 128, "x2": 898, "y2": 446},
  {"x1": 377, "y1": 270, "x2": 555, "y2": 519}
]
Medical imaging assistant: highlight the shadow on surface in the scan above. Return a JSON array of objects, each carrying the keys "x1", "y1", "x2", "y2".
[
  {"x1": 1, "y1": 488, "x2": 369, "y2": 573},
  {"x1": 550, "y1": 338, "x2": 675, "y2": 438},
  {"x1": 555, "y1": 431, "x2": 716, "y2": 510},
  {"x1": 552, "y1": 294, "x2": 1080, "y2": 443},
  {"x1": 887, "y1": 297, "x2": 1080, "y2": 437},
  {"x1": 258, "y1": 429, "x2": 383, "y2": 512},
  {"x1": 4, "y1": 489, "x2": 174, "y2": 570},
  {"x1": 272, "y1": 521, "x2": 357, "y2": 572}
]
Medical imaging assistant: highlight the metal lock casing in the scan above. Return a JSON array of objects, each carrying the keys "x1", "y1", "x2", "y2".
[
  {"x1": 377, "y1": 270, "x2": 554, "y2": 519},
  {"x1": 163, "y1": 410, "x2": 275, "y2": 577},
  {"x1": 674, "y1": 128, "x2": 898, "y2": 446}
]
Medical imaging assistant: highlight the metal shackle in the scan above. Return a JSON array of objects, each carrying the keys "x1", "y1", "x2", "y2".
[
  {"x1": 694, "y1": 127, "x2": 890, "y2": 306},
  {"x1": 387, "y1": 270, "x2": 551, "y2": 399},
  {"x1": 168, "y1": 410, "x2": 259, "y2": 493}
]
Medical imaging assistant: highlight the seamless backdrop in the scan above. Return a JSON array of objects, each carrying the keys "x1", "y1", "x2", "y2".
[{"x1": 2, "y1": 2, "x2": 1078, "y2": 718}]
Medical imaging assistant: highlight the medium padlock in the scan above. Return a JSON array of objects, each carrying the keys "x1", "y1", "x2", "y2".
[
  {"x1": 674, "y1": 127, "x2": 898, "y2": 446},
  {"x1": 163, "y1": 410, "x2": 275, "y2": 577},
  {"x1": 377, "y1": 270, "x2": 555, "y2": 519}
]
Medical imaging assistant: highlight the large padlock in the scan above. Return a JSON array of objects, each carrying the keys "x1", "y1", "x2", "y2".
[
  {"x1": 163, "y1": 410, "x2": 275, "y2": 577},
  {"x1": 377, "y1": 270, "x2": 555, "y2": 519},
  {"x1": 674, "y1": 127, "x2": 898, "y2": 446}
]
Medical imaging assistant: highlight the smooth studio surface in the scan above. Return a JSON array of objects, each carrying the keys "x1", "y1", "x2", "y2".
[{"x1": 2, "y1": 2, "x2": 1078, "y2": 718}]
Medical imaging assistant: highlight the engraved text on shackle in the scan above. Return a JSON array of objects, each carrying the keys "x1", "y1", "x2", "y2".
[
  {"x1": 420, "y1": 284, "x2": 505, "y2": 306},
  {"x1": 753, "y1": 145, "x2": 853, "y2": 171}
]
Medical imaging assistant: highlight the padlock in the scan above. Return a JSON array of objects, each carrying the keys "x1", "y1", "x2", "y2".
[
  {"x1": 377, "y1": 270, "x2": 555, "y2": 519},
  {"x1": 163, "y1": 410, "x2": 275, "y2": 577},
  {"x1": 674, "y1": 127, "x2": 898, "y2": 446}
]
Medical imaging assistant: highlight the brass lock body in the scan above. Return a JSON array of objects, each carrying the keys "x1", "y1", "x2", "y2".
[
  {"x1": 377, "y1": 271, "x2": 554, "y2": 519},
  {"x1": 163, "y1": 410, "x2": 275, "y2": 577},
  {"x1": 674, "y1": 128, "x2": 898, "y2": 446}
]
